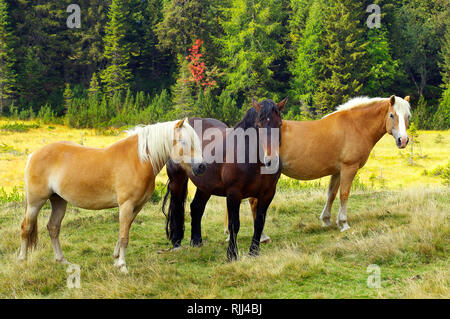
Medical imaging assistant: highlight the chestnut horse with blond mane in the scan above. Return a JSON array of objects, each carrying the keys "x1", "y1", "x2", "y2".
[
  {"x1": 226, "y1": 95, "x2": 411, "y2": 240},
  {"x1": 19, "y1": 118, "x2": 206, "y2": 273}
]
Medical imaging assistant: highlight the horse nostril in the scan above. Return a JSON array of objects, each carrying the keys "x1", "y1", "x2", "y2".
[{"x1": 198, "y1": 163, "x2": 206, "y2": 173}]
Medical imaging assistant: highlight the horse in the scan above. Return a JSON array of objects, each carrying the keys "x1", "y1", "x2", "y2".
[
  {"x1": 225, "y1": 95, "x2": 411, "y2": 239},
  {"x1": 163, "y1": 98, "x2": 287, "y2": 261},
  {"x1": 18, "y1": 118, "x2": 206, "y2": 274}
]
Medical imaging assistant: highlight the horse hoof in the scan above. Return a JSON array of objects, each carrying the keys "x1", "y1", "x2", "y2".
[
  {"x1": 190, "y1": 240, "x2": 203, "y2": 247},
  {"x1": 227, "y1": 253, "x2": 239, "y2": 262},
  {"x1": 260, "y1": 233, "x2": 271, "y2": 244},
  {"x1": 225, "y1": 235, "x2": 230, "y2": 242},
  {"x1": 321, "y1": 219, "x2": 331, "y2": 227},
  {"x1": 339, "y1": 223, "x2": 351, "y2": 232},
  {"x1": 114, "y1": 259, "x2": 124, "y2": 268},
  {"x1": 249, "y1": 250, "x2": 260, "y2": 257},
  {"x1": 171, "y1": 246, "x2": 182, "y2": 252},
  {"x1": 120, "y1": 265, "x2": 129, "y2": 274}
]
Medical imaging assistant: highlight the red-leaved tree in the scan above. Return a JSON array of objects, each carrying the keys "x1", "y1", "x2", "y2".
[{"x1": 185, "y1": 39, "x2": 219, "y2": 90}]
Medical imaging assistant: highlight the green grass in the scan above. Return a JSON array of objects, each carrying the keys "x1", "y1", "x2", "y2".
[
  {"x1": 0, "y1": 186, "x2": 448, "y2": 298},
  {"x1": 1, "y1": 122, "x2": 40, "y2": 133}
]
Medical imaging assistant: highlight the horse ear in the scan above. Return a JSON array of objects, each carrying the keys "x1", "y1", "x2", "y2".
[
  {"x1": 252, "y1": 98, "x2": 261, "y2": 112},
  {"x1": 404, "y1": 96, "x2": 410, "y2": 102},
  {"x1": 389, "y1": 95, "x2": 396, "y2": 106},
  {"x1": 277, "y1": 98, "x2": 288, "y2": 111},
  {"x1": 175, "y1": 118, "x2": 185, "y2": 129}
]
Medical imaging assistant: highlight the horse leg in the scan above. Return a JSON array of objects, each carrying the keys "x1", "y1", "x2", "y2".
[
  {"x1": 249, "y1": 197, "x2": 271, "y2": 243},
  {"x1": 166, "y1": 176, "x2": 188, "y2": 249},
  {"x1": 320, "y1": 173, "x2": 340, "y2": 227},
  {"x1": 249, "y1": 192, "x2": 275, "y2": 256},
  {"x1": 336, "y1": 165, "x2": 358, "y2": 232},
  {"x1": 47, "y1": 194, "x2": 68, "y2": 264},
  {"x1": 19, "y1": 198, "x2": 46, "y2": 261},
  {"x1": 224, "y1": 198, "x2": 270, "y2": 243},
  {"x1": 114, "y1": 202, "x2": 140, "y2": 274},
  {"x1": 226, "y1": 194, "x2": 241, "y2": 261},
  {"x1": 190, "y1": 189, "x2": 211, "y2": 247}
]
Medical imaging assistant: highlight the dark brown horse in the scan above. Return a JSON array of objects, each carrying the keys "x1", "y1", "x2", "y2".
[{"x1": 163, "y1": 98, "x2": 287, "y2": 260}]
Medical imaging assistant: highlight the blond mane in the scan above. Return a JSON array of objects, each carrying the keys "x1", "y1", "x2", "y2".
[
  {"x1": 126, "y1": 120, "x2": 198, "y2": 174},
  {"x1": 323, "y1": 96, "x2": 411, "y2": 118}
]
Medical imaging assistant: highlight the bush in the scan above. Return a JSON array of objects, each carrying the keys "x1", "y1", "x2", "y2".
[
  {"x1": 433, "y1": 85, "x2": 450, "y2": 129},
  {"x1": 1, "y1": 122, "x2": 40, "y2": 132},
  {"x1": 37, "y1": 104, "x2": 56, "y2": 124},
  {"x1": 0, "y1": 187, "x2": 24, "y2": 203}
]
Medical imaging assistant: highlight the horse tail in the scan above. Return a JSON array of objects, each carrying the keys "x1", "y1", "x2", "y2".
[
  {"x1": 28, "y1": 218, "x2": 38, "y2": 249},
  {"x1": 22, "y1": 154, "x2": 41, "y2": 250},
  {"x1": 21, "y1": 202, "x2": 40, "y2": 250},
  {"x1": 163, "y1": 176, "x2": 188, "y2": 247}
]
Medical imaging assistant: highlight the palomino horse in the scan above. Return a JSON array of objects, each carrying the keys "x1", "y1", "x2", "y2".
[
  {"x1": 163, "y1": 98, "x2": 287, "y2": 260},
  {"x1": 19, "y1": 119, "x2": 206, "y2": 273},
  {"x1": 225, "y1": 95, "x2": 411, "y2": 238}
]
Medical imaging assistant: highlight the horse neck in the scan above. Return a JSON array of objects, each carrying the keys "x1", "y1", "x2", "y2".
[
  {"x1": 352, "y1": 101, "x2": 389, "y2": 147},
  {"x1": 136, "y1": 122, "x2": 174, "y2": 175}
]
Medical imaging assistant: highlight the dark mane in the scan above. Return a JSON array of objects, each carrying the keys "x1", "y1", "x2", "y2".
[{"x1": 234, "y1": 99, "x2": 280, "y2": 129}]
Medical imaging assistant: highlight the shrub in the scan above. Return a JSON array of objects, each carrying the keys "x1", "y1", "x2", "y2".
[
  {"x1": 37, "y1": 104, "x2": 56, "y2": 124},
  {"x1": 0, "y1": 122, "x2": 40, "y2": 132},
  {"x1": 0, "y1": 187, "x2": 24, "y2": 203}
]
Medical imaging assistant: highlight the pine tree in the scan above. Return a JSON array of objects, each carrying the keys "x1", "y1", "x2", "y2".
[
  {"x1": 220, "y1": 0, "x2": 286, "y2": 105},
  {"x1": 69, "y1": 0, "x2": 110, "y2": 85},
  {"x1": 172, "y1": 55, "x2": 196, "y2": 117},
  {"x1": 289, "y1": 0, "x2": 326, "y2": 113},
  {"x1": 313, "y1": 1, "x2": 368, "y2": 115},
  {"x1": 435, "y1": 28, "x2": 450, "y2": 129},
  {"x1": 101, "y1": 0, "x2": 132, "y2": 97},
  {"x1": 88, "y1": 72, "x2": 101, "y2": 99},
  {"x1": 156, "y1": 0, "x2": 223, "y2": 62},
  {"x1": 63, "y1": 83, "x2": 73, "y2": 113},
  {"x1": 0, "y1": 0, "x2": 15, "y2": 114},
  {"x1": 364, "y1": 27, "x2": 399, "y2": 96}
]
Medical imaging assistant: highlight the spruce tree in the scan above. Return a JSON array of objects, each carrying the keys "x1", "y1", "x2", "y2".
[
  {"x1": 0, "y1": 0, "x2": 15, "y2": 113},
  {"x1": 364, "y1": 27, "x2": 399, "y2": 96},
  {"x1": 289, "y1": 0, "x2": 326, "y2": 112},
  {"x1": 220, "y1": 0, "x2": 286, "y2": 105},
  {"x1": 313, "y1": 1, "x2": 368, "y2": 115},
  {"x1": 101, "y1": 0, "x2": 132, "y2": 97}
]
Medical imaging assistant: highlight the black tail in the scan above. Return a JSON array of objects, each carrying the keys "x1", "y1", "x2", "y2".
[{"x1": 162, "y1": 177, "x2": 188, "y2": 247}]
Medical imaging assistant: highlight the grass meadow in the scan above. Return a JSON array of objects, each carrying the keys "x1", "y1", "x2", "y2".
[{"x1": 0, "y1": 119, "x2": 449, "y2": 298}]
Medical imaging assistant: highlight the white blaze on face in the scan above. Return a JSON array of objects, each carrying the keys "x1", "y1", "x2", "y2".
[
  {"x1": 184, "y1": 122, "x2": 203, "y2": 164},
  {"x1": 393, "y1": 97, "x2": 411, "y2": 148}
]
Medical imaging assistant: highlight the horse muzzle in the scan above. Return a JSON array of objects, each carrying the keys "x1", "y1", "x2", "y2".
[
  {"x1": 192, "y1": 162, "x2": 207, "y2": 176},
  {"x1": 396, "y1": 136, "x2": 409, "y2": 149}
]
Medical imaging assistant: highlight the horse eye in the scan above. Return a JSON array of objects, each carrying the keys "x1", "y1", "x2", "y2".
[{"x1": 390, "y1": 113, "x2": 395, "y2": 119}]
